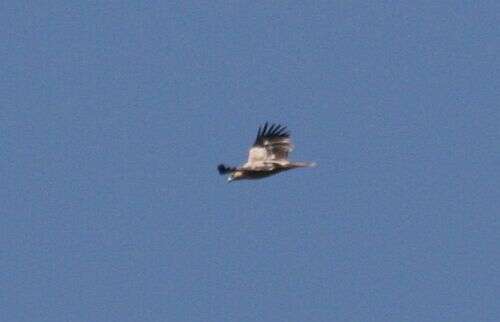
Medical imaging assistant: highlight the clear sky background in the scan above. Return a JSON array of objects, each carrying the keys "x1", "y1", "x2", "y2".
[{"x1": 2, "y1": 2, "x2": 499, "y2": 322}]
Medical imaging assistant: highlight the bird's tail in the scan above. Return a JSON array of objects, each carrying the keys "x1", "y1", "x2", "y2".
[
  {"x1": 217, "y1": 164, "x2": 237, "y2": 175},
  {"x1": 288, "y1": 161, "x2": 317, "y2": 168}
]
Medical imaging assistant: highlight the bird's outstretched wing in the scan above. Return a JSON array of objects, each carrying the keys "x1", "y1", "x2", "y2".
[{"x1": 244, "y1": 122, "x2": 294, "y2": 169}]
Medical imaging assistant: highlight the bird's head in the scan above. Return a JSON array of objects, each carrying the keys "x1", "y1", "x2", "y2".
[{"x1": 227, "y1": 171, "x2": 244, "y2": 183}]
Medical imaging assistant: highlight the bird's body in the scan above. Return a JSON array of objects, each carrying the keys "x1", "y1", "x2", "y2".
[{"x1": 218, "y1": 123, "x2": 315, "y2": 182}]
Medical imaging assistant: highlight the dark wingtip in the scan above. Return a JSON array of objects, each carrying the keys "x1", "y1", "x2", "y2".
[
  {"x1": 254, "y1": 122, "x2": 290, "y2": 145},
  {"x1": 217, "y1": 164, "x2": 226, "y2": 175},
  {"x1": 262, "y1": 122, "x2": 269, "y2": 136},
  {"x1": 218, "y1": 164, "x2": 235, "y2": 175},
  {"x1": 268, "y1": 123, "x2": 276, "y2": 135}
]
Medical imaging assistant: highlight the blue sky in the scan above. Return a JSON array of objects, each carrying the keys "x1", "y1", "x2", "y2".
[{"x1": 1, "y1": 2, "x2": 499, "y2": 322}]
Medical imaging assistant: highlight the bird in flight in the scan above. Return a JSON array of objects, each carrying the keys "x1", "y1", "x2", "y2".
[{"x1": 218, "y1": 122, "x2": 315, "y2": 182}]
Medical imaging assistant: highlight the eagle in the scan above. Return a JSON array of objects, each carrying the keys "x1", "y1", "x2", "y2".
[{"x1": 218, "y1": 122, "x2": 315, "y2": 182}]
